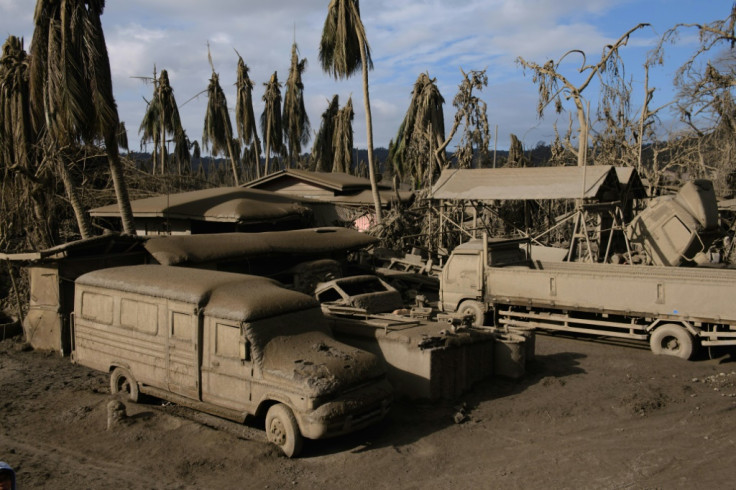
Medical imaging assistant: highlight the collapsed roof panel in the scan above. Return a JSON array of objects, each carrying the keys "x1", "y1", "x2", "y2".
[{"x1": 144, "y1": 227, "x2": 379, "y2": 266}]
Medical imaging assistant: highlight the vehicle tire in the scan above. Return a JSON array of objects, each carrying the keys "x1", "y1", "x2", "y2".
[
  {"x1": 458, "y1": 300, "x2": 486, "y2": 327},
  {"x1": 265, "y1": 404, "x2": 303, "y2": 458},
  {"x1": 649, "y1": 324, "x2": 694, "y2": 360},
  {"x1": 110, "y1": 367, "x2": 140, "y2": 403}
]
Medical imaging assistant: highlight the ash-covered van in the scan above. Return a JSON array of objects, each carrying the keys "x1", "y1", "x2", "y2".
[{"x1": 72, "y1": 265, "x2": 392, "y2": 456}]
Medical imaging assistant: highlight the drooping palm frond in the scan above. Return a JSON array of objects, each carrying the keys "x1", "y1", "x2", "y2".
[
  {"x1": 319, "y1": 0, "x2": 372, "y2": 79},
  {"x1": 116, "y1": 121, "x2": 129, "y2": 152},
  {"x1": 310, "y1": 94, "x2": 339, "y2": 172},
  {"x1": 332, "y1": 96, "x2": 354, "y2": 174},
  {"x1": 0, "y1": 35, "x2": 34, "y2": 172},
  {"x1": 283, "y1": 42, "x2": 311, "y2": 167},
  {"x1": 260, "y1": 71, "x2": 283, "y2": 175},
  {"x1": 203, "y1": 67, "x2": 240, "y2": 184},
  {"x1": 389, "y1": 72, "x2": 445, "y2": 187},
  {"x1": 139, "y1": 68, "x2": 184, "y2": 174},
  {"x1": 235, "y1": 55, "x2": 262, "y2": 178},
  {"x1": 28, "y1": 0, "x2": 135, "y2": 234}
]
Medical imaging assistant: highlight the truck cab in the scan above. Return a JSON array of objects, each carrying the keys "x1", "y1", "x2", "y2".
[{"x1": 440, "y1": 238, "x2": 528, "y2": 325}]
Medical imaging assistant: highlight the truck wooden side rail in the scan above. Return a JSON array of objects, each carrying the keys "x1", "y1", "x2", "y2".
[{"x1": 439, "y1": 239, "x2": 736, "y2": 359}]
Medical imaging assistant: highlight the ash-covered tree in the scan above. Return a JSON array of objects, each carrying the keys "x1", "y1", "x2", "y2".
[
  {"x1": 389, "y1": 72, "x2": 445, "y2": 188},
  {"x1": 29, "y1": 0, "x2": 135, "y2": 234},
  {"x1": 332, "y1": 96, "x2": 354, "y2": 173},
  {"x1": 320, "y1": 0, "x2": 382, "y2": 223},
  {"x1": 436, "y1": 69, "x2": 491, "y2": 169},
  {"x1": 261, "y1": 72, "x2": 283, "y2": 176},
  {"x1": 653, "y1": 4, "x2": 736, "y2": 194},
  {"x1": 310, "y1": 95, "x2": 340, "y2": 172},
  {"x1": 517, "y1": 23, "x2": 649, "y2": 167},
  {"x1": 139, "y1": 68, "x2": 184, "y2": 175},
  {"x1": 235, "y1": 54, "x2": 262, "y2": 179},
  {"x1": 202, "y1": 49, "x2": 240, "y2": 185},
  {"x1": 283, "y1": 42, "x2": 310, "y2": 169}
]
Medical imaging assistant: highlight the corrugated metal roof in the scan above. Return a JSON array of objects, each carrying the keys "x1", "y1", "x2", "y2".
[
  {"x1": 430, "y1": 166, "x2": 621, "y2": 201},
  {"x1": 90, "y1": 187, "x2": 310, "y2": 223},
  {"x1": 244, "y1": 169, "x2": 391, "y2": 192}
]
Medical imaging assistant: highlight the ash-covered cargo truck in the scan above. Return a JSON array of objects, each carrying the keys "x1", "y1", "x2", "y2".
[{"x1": 439, "y1": 238, "x2": 736, "y2": 359}]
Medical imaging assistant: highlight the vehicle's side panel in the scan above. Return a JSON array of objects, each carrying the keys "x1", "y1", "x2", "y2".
[
  {"x1": 201, "y1": 317, "x2": 252, "y2": 411},
  {"x1": 166, "y1": 301, "x2": 200, "y2": 399},
  {"x1": 73, "y1": 286, "x2": 167, "y2": 387}
]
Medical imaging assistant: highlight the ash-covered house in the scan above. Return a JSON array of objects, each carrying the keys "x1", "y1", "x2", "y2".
[
  {"x1": 243, "y1": 169, "x2": 413, "y2": 230},
  {"x1": 90, "y1": 187, "x2": 312, "y2": 236}
]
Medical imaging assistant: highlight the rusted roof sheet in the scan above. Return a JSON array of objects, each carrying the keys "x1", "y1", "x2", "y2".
[
  {"x1": 90, "y1": 187, "x2": 310, "y2": 223},
  {"x1": 144, "y1": 227, "x2": 378, "y2": 265},
  {"x1": 430, "y1": 166, "x2": 622, "y2": 201}
]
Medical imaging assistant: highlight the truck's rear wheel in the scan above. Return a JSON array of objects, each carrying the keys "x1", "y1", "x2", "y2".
[
  {"x1": 459, "y1": 300, "x2": 486, "y2": 327},
  {"x1": 266, "y1": 403, "x2": 303, "y2": 458},
  {"x1": 110, "y1": 367, "x2": 140, "y2": 402},
  {"x1": 649, "y1": 324, "x2": 694, "y2": 360}
]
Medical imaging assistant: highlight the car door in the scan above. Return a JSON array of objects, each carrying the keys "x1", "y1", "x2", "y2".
[{"x1": 201, "y1": 317, "x2": 252, "y2": 411}]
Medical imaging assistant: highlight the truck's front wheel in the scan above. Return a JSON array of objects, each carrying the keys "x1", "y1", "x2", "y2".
[
  {"x1": 649, "y1": 324, "x2": 694, "y2": 360},
  {"x1": 266, "y1": 403, "x2": 303, "y2": 458},
  {"x1": 459, "y1": 300, "x2": 486, "y2": 327}
]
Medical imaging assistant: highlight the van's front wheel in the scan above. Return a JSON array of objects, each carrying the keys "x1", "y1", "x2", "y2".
[
  {"x1": 266, "y1": 403, "x2": 303, "y2": 458},
  {"x1": 110, "y1": 367, "x2": 140, "y2": 403}
]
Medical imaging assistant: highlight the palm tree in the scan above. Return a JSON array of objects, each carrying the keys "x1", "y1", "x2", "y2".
[
  {"x1": 310, "y1": 95, "x2": 340, "y2": 172},
  {"x1": 260, "y1": 72, "x2": 283, "y2": 176},
  {"x1": 332, "y1": 96, "x2": 354, "y2": 173},
  {"x1": 389, "y1": 72, "x2": 445, "y2": 187},
  {"x1": 174, "y1": 129, "x2": 191, "y2": 174},
  {"x1": 282, "y1": 42, "x2": 310, "y2": 168},
  {"x1": 234, "y1": 54, "x2": 263, "y2": 179},
  {"x1": 0, "y1": 35, "x2": 57, "y2": 246},
  {"x1": 139, "y1": 68, "x2": 184, "y2": 175},
  {"x1": 29, "y1": 0, "x2": 135, "y2": 235},
  {"x1": 202, "y1": 52, "x2": 240, "y2": 185},
  {"x1": 320, "y1": 0, "x2": 382, "y2": 223}
]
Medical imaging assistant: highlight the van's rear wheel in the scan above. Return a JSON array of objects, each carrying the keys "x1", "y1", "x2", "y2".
[
  {"x1": 459, "y1": 300, "x2": 486, "y2": 327},
  {"x1": 649, "y1": 324, "x2": 694, "y2": 360},
  {"x1": 110, "y1": 367, "x2": 140, "y2": 403},
  {"x1": 266, "y1": 403, "x2": 303, "y2": 458}
]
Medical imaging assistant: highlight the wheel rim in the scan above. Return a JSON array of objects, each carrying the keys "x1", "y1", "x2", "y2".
[
  {"x1": 662, "y1": 336, "x2": 680, "y2": 352},
  {"x1": 269, "y1": 418, "x2": 286, "y2": 446},
  {"x1": 116, "y1": 377, "x2": 131, "y2": 394}
]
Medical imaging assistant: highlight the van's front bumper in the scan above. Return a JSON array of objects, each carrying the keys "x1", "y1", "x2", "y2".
[{"x1": 297, "y1": 379, "x2": 393, "y2": 439}]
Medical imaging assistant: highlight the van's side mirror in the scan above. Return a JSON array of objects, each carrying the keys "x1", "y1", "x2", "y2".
[{"x1": 239, "y1": 338, "x2": 251, "y2": 363}]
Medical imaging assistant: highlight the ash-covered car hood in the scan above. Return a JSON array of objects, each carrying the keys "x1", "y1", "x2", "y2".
[{"x1": 260, "y1": 330, "x2": 385, "y2": 397}]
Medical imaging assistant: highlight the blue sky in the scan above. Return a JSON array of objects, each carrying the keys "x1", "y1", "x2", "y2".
[{"x1": 0, "y1": 1, "x2": 732, "y2": 154}]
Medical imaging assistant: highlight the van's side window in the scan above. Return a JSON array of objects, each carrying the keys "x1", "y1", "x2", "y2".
[
  {"x1": 81, "y1": 292, "x2": 113, "y2": 325},
  {"x1": 120, "y1": 299, "x2": 158, "y2": 334},
  {"x1": 171, "y1": 312, "x2": 193, "y2": 340},
  {"x1": 215, "y1": 323, "x2": 240, "y2": 359}
]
